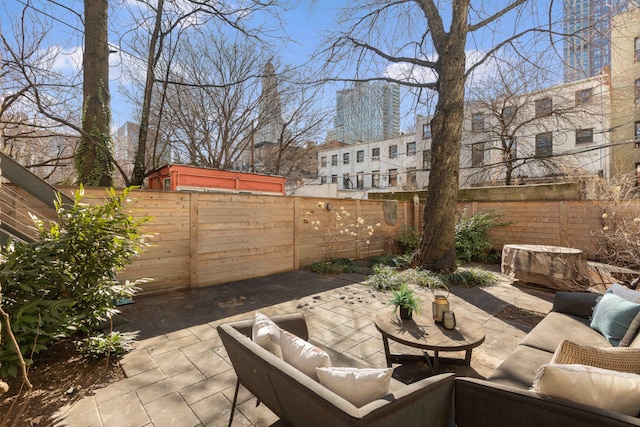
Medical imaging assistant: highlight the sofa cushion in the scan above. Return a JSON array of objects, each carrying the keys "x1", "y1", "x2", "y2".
[
  {"x1": 519, "y1": 312, "x2": 611, "y2": 353},
  {"x1": 532, "y1": 364, "x2": 640, "y2": 416},
  {"x1": 591, "y1": 293, "x2": 640, "y2": 346},
  {"x1": 281, "y1": 330, "x2": 331, "y2": 380},
  {"x1": 488, "y1": 344, "x2": 554, "y2": 390},
  {"x1": 551, "y1": 340, "x2": 640, "y2": 374},
  {"x1": 315, "y1": 367, "x2": 393, "y2": 407},
  {"x1": 252, "y1": 312, "x2": 282, "y2": 357}
]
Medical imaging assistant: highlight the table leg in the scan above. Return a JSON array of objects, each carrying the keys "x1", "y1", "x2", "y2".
[
  {"x1": 464, "y1": 349, "x2": 473, "y2": 365},
  {"x1": 433, "y1": 350, "x2": 440, "y2": 372},
  {"x1": 382, "y1": 335, "x2": 392, "y2": 368}
]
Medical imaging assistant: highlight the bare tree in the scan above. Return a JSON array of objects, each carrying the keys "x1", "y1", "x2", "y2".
[
  {"x1": 157, "y1": 30, "x2": 265, "y2": 169},
  {"x1": 324, "y1": 1, "x2": 571, "y2": 272},
  {"x1": 117, "y1": 0, "x2": 283, "y2": 186},
  {"x1": 463, "y1": 55, "x2": 610, "y2": 186}
]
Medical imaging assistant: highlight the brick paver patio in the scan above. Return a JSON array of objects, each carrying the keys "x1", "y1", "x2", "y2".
[{"x1": 53, "y1": 266, "x2": 554, "y2": 427}]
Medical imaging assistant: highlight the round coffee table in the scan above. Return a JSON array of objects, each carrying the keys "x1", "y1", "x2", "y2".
[{"x1": 374, "y1": 306, "x2": 485, "y2": 373}]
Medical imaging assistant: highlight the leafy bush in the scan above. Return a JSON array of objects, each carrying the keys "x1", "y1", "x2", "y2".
[
  {"x1": 397, "y1": 225, "x2": 420, "y2": 254},
  {"x1": 455, "y1": 210, "x2": 506, "y2": 264},
  {"x1": 440, "y1": 268, "x2": 498, "y2": 288},
  {"x1": 366, "y1": 265, "x2": 406, "y2": 291},
  {"x1": 76, "y1": 331, "x2": 138, "y2": 359},
  {"x1": 402, "y1": 268, "x2": 443, "y2": 289},
  {"x1": 0, "y1": 186, "x2": 150, "y2": 377},
  {"x1": 368, "y1": 253, "x2": 412, "y2": 269},
  {"x1": 309, "y1": 258, "x2": 359, "y2": 274}
]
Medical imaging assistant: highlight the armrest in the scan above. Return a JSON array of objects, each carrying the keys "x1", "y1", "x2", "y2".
[
  {"x1": 552, "y1": 292, "x2": 600, "y2": 319},
  {"x1": 356, "y1": 372, "x2": 454, "y2": 426},
  {"x1": 455, "y1": 377, "x2": 640, "y2": 427}
]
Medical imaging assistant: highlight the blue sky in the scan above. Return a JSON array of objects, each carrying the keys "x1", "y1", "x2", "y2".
[{"x1": 2, "y1": 1, "x2": 563, "y2": 132}]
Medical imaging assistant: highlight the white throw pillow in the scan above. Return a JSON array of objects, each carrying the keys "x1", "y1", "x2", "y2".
[
  {"x1": 252, "y1": 312, "x2": 282, "y2": 358},
  {"x1": 280, "y1": 330, "x2": 331, "y2": 380},
  {"x1": 532, "y1": 364, "x2": 640, "y2": 416},
  {"x1": 315, "y1": 367, "x2": 393, "y2": 408}
]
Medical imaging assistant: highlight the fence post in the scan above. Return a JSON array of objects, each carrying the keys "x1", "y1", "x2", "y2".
[
  {"x1": 355, "y1": 200, "x2": 361, "y2": 259},
  {"x1": 189, "y1": 192, "x2": 199, "y2": 288},
  {"x1": 294, "y1": 197, "x2": 300, "y2": 270},
  {"x1": 413, "y1": 195, "x2": 420, "y2": 231},
  {"x1": 560, "y1": 201, "x2": 568, "y2": 247}
]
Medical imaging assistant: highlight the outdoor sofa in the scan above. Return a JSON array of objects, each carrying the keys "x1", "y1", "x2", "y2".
[
  {"x1": 455, "y1": 290, "x2": 640, "y2": 427},
  {"x1": 217, "y1": 312, "x2": 454, "y2": 427}
]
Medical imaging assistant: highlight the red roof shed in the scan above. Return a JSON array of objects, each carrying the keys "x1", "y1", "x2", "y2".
[{"x1": 147, "y1": 165, "x2": 286, "y2": 195}]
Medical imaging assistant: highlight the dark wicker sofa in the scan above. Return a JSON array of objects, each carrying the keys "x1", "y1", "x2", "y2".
[
  {"x1": 455, "y1": 291, "x2": 640, "y2": 427},
  {"x1": 217, "y1": 312, "x2": 454, "y2": 427}
]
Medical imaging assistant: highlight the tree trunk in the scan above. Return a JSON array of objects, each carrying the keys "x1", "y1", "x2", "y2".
[
  {"x1": 413, "y1": 0, "x2": 469, "y2": 273},
  {"x1": 131, "y1": 0, "x2": 164, "y2": 186},
  {"x1": 77, "y1": 0, "x2": 112, "y2": 186}
]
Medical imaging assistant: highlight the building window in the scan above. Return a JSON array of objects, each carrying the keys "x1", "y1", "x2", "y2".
[
  {"x1": 636, "y1": 79, "x2": 640, "y2": 104},
  {"x1": 388, "y1": 169, "x2": 398, "y2": 187},
  {"x1": 372, "y1": 147, "x2": 380, "y2": 160},
  {"x1": 320, "y1": 176, "x2": 327, "y2": 184},
  {"x1": 407, "y1": 142, "x2": 416, "y2": 156},
  {"x1": 423, "y1": 149, "x2": 431, "y2": 170},
  {"x1": 356, "y1": 172, "x2": 364, "y2": 190},
  {"x1": 163, "y1": 178, "x2": 171, "y2": 190},
  {"x1": 635, "y1": 37, "x2": 640, "y2": 62},
  {"x1": 503, "y1": 106, "x2": 516, "y2": 123},
  {"x1": 472, "y1": 113, "x2": 484, "y2": 132},
  {"x1": 357, "y1": 150, "x2": 364, "y2": 163},
  {"x1": 343, "y1": 152, "x2": 350, "y2": 164},
  {"x1": 575, "y1": 88, "x2": 593, "y2": 106},
  {"x1": 423, "y1": 123, "x2": 432, "y2": 139},
  {"x1": 389, "y1": 145, "x2": 398, "y2": 159},
  {"x1": 535, "y1": 97, "x2": 552, "y2": 117},
  {"x1": 471, "y1": 142, "x2": 485, "y2": 167},
  {"x1": 372, "y1": 170, "x2": 380, "y2": 188},
  {"x1": 636, "y1": 121, "x2": 640, "y2": 140},
  {"x1": 320, "y1": 156, "x2": 327, "y2": 167},
  {"x1": 343, "y1": 173, "x2": 350, "y2": 189},
  {"x1": 576, "y1": 128, "x2": 594, "y2": 144},
  {"x1": 331, "y1": 174, "x2": 337, "y2": 183},
  {"x1": 535, "y1": 132, "x2": 553, "y2": 157},
  {"x1": 407, "y1": 167, "x2": 417, "y2": 187},
  {"x1": 331, "y1": 155, "x2": 338, "y2": 166}
]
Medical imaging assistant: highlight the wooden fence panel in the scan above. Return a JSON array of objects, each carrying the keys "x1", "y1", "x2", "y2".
[{"x1": 14, "y1": 186, "x2": 640, "y2": 294}]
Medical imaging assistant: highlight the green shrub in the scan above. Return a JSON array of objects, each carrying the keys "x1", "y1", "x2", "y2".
[
  {"x1": 402, "y1": 268, "x2": 443, "y2": 289},
  {"x1": 76, "y1": 331, "x2": 138, "y2": 359},
  {"x1": 397, "y1": 225, "x2": 420, "y2": 254},
  {"x1": 366, "y1": 265, "x2": 406, "y2": 291},
  {"x1": 440, "y1": 268, "x2": 498, "y2": 288},
  {"x1": 309, "y1": 258, "x2": 358, "y2": 274},
  {"x1": 0, "y1": 186, "x2": 150, "y2": 377},
  {"x1": 455, "y1": 210, "x2": 506, "y2": 264},
  {"x1": 368, "y1": 253, "x2": 412, "y2": 269}
]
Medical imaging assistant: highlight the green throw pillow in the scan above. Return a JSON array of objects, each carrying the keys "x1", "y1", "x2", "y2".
[{"x1": 591, "y1": 293, "x2": 640, "y2": 346}]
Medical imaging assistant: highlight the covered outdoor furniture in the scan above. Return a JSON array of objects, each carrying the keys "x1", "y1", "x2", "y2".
[{"x1": 217, "y1": 312, "x2": 454, "y2": 427}]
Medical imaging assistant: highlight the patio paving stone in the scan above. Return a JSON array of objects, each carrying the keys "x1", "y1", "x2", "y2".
[{"x1": 50, "y1": 267, "x2": 555, "y2": 426}]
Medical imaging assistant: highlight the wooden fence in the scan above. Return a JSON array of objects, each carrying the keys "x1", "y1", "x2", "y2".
[{"x1": 6, "y1": 186, "x2": 640, "y2": 294}]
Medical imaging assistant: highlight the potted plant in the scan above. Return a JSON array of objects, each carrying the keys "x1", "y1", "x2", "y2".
[{"x1": 390, "y1": 284, "x2": 421, "y2": 320}]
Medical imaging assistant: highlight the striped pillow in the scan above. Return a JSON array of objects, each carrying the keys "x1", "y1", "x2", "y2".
[{"x1": 591, "y1": 293, "x2": 640, "y2": 346}]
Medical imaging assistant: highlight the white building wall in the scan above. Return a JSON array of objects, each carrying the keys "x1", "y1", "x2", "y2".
[
  {"x1": 460, "y1": 75, "x2": 611, "y2": 187},
  {"x1": 317, "y1": 130, "x2": 431, "y2": 196}
]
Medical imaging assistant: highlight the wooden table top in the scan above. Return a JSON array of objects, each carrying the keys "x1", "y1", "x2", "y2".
[{"x1": 374, "y1": 306, "x2": 485, "y2": 352}]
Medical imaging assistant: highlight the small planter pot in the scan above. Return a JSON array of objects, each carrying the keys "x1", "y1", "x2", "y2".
[{"x1": 399, "y1": 306, "x2": 412, "y2": 320}]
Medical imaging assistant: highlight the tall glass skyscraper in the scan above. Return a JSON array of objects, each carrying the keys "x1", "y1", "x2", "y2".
[
  {"x1": 563, "y1": 0, "x2": 630, "y2": 82},
  {"x1": 330, "y1": 81, "x2": 400, "y2": 144}
]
